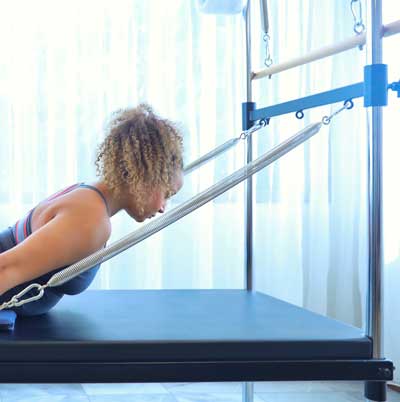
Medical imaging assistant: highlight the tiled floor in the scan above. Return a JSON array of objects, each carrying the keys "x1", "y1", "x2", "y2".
[{"x1": 0, "y1": 382, "x2": 399, "y2": 402}]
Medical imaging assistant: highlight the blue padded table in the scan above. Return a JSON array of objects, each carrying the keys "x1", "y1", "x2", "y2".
[{"x1": 0, "y1": 290, "x2": 393, "y2": 383}]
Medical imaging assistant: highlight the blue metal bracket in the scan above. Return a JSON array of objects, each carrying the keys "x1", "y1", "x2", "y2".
[
  {"x1": 249, "y1": 64, "x2": 393, "y2": 123},
  {"x1": 250, "y1": 83, "x2": 364, "y2": 122},
  {"x1": 242, "y1": 102, "x2": 256, "y2": 130},
  {"x1": 364, "y1": 64, "x2": 388, "y2": 107},
  {"x1": 388, "y1": 81, "x2": 400, "y2": 98}
]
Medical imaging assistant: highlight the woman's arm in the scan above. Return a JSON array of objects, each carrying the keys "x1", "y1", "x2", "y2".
[{"x1": 0, "y1": 207, "x2": 110, "y2": 296}]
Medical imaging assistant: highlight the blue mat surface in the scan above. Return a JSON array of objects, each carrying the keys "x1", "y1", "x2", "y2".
[{"x1": 0, "y1": 290, "x2": 371, "y2": 361}]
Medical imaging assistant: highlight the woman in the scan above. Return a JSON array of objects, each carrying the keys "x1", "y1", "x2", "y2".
[{"x1": 0, "y1": 104, "x2": 184, "y2": 316}]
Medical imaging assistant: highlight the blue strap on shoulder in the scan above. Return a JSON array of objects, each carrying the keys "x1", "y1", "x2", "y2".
[{"x1": 0, "y1": 310, "x2": 17, "y2": 331}]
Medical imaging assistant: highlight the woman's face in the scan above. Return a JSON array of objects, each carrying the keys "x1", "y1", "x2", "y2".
[{"x1": 125, "y1": 171, "x2": 183, "y2": 222}]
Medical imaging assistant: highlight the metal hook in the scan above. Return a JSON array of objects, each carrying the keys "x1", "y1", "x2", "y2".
[
  {"x1": 322, "y1": 99, "x2": 354, "y2": 125},
  {"x1": 263, "y1": 33, "x2": 273, "y2": 68},
  {"x1": 354, "y1": 22, "x2": 366, "y2": 34},
  {"x1": 351, "y1": 0, "x2": 365, "y2": 35},
  {"x1": 0, "y1": 283, "x2": 47, "y2": 311},
  {"x1": 239, "y1": 119, "x2": 268, "y2": 140}
]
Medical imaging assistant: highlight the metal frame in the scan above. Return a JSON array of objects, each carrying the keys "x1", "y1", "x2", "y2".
[
  {"x1": 0, "y1": 359, "x2": 392, "y2": 384},
  {"x1": 242, "y1": 0, "x2": 396, "y2": 401},
  {"x1": 243, "y1": 3, "x2": 254, "y2": 400},
  {"x1": 0, "y1": 2, "x2": 396, "y2": 401},
  {"x1": 366, "y1": 0, "x2": 384, "y2": 366},
  {"x1": 244, "y1": 0, "x2": 254, "y2": 293}
]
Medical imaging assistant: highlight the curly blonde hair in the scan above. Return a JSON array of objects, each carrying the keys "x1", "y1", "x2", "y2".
[{"x1": 95, "y1": 104, "x2": 184, "y2": 207}]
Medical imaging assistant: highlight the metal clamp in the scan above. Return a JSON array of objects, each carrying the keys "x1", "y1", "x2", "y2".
[
  {"x1": 0, "y1": 283, "x2": 47, "y2": 311},
  {"x1": 388, "y1": 81, "x2": 400, "y2": 98}
]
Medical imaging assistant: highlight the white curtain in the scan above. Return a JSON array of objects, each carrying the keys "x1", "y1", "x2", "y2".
[
  {"x1": 0, "y1": 0, "x2": 246, "y2": 290},
  {"x1": 251, "y1": 0, "x2": 400, "y2": 382},
  {"x1": 252, "y1": 0, "x2": 368, "y2": 328}
]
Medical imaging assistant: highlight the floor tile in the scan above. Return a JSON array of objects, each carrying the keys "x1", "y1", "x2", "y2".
[
  {"x1": 1, "y1": 381, "x2": 398, "y2": 402},
  {"x1": 341, "y1": 390, "x2": 400, "y2": 402},
  {"x1": 343, "y1": 391, "x2": 368, "y2": 402},
  {"x1": 388, "y1": 389, "x2": 400, "y2": 402},
  {"x1": 174, "y1": 393, "x2": 264, "y2": 402},
  {"x1": 82, "y1": 383, "x2": 168, "y2": 395},
  {"x1": 334, "y1": 387, "x2": 400, "y2": 402},
  {"x1": 163, "y1": 382, "x2": 241, "y2": 393},
  {"x1": 254, "y1": 381, "x2": 332, "y2": 393},
  {"x1": 253, "y1": 381, "x2": 365, "y2": 394},
  {"x1": 88, "y1": 394, "x2": 177, "y2": 402},
  {"x1": 257, "y1": 391, "x2": 359, "y2": 402},
  {"x1": 0, "y1": 383, "x2": 85, "y2": 398},
  {"x1": 323, "y1": 381, "x2": 364, "y2": 392},
  {"x1": 2, "y1": 395, "x2": 89, "y2": 402}
]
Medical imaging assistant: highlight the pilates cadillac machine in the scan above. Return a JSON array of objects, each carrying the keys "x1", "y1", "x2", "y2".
[{"x1": 1, "y1": 1, "x2": 400, "y2": 401}]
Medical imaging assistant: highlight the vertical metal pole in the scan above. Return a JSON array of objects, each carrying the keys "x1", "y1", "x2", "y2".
[
  {"x1": 242, "y1": 382, "x2": 254, "y2": 402},
  {"x1": 243, "y1": 2, "x2": 254, "y2": 402},
  {"x1": 244, "y1": 0, "x2": 253, "y2": 292},
  {"x1": 366, "y1": 0, "x2": 383, "y2": 359}
]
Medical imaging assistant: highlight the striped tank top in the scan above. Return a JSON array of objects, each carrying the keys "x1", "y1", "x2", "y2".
[
  {"x1": 2, "y1": 183, "x2": 109, "y2": 313},
  {"x1": 13, "y1": 183, "x2": 109, "y2": 244}
]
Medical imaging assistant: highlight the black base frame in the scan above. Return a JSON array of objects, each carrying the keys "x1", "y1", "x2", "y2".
[{"x1": 0, "y1": 359, "x2": 392, "y2": 383}]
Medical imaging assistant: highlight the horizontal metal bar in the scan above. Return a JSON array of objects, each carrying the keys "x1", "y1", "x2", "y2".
[
  {"x1": 383, "y1": 20, "x2": 400, "y2": 38},
  {"x1": 253, "y1": 19, "x2": 400, "y2": 80},
  {"x1": 253, "y1": 34, "x2": 365, "y2": 80},
  {"x1": 0, "y1": 359, "x2": 393, "y2": 383},
  {"x1": 251, "y1": 83, "x2": 364, "y2": 122}
]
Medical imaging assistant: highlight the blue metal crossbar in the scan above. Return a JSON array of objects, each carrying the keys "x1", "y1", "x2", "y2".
[
  {"x1": 250, "y1": 64, "x2": 394, "y2": 123},
  {"x1": 250, "y1": 82, "x2": 364, "y2": 122}
]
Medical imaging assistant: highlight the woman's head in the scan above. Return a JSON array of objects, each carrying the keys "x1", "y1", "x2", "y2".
[{"x1": 95, "y1": 104, "x2": 184, "y2": 221}]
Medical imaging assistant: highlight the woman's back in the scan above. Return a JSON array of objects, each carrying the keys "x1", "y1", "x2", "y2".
[
  {"x1": 28, "y1": 183, "x2": 110, "y2": 235},
  {"x1": 0, "y1": 183, "x2": 112, "y2": 307}
]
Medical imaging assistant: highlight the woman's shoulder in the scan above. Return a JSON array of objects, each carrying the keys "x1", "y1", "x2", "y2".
[{"x1": 31, "y1": 185, "x2": 111, "y2": 240}]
